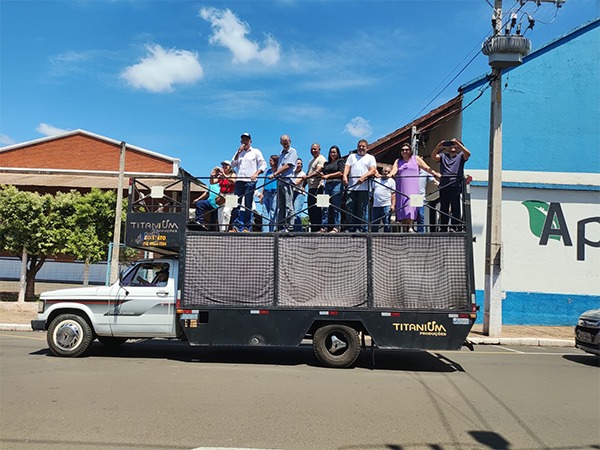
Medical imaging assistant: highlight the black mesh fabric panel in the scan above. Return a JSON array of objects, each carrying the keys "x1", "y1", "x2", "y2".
[
  {"x1": 371, "y1": 235, "x2": 468, "y2": 309},
  {"x1": 182, "y1": 233, "x2": 469, "y2": 310},
  {"x1": 277, "y1": 235, "x2": 368, "y2": 307},
  {"x1": 183, "y1": 234, "x2": 275, "y2": 306}
]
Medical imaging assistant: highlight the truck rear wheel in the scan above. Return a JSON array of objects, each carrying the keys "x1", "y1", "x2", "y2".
[
  {"x1": 47, "y1": 314, "x2": 93, "y2": 357},
  {"x1": 313, "y1": 324, "x2": 361, "y2": 368}
]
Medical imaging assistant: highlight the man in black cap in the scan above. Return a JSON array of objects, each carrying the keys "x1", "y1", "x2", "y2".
[{"x1": 230, "y1": 133, "x2": 267, "y2": 232}]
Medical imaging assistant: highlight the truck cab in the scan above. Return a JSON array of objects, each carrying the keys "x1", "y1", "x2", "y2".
[{"x1": 32, "y1": 258, "x2": 179, "y2": 357}]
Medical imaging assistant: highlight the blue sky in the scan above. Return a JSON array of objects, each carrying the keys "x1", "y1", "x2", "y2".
[{"x1": 1, "y1": 0, "x2": 598, "y2": 177}]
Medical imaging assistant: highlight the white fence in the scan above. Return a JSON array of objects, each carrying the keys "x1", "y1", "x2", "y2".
[{"x1": 0, "y1": 257, "x2": 108, "y2": 285}]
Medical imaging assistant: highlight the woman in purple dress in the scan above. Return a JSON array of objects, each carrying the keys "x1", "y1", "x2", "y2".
[{"x1": 389, "y1": 143, "x2": 440, "y2": 232}]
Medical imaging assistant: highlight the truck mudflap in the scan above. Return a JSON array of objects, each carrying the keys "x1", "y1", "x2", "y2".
[
  {"x1": 31, "y1": 319, "x2": 46, "y2": 331},
  {"x1": 178, "y1": 309, "x2": 475, "y2": 351}
]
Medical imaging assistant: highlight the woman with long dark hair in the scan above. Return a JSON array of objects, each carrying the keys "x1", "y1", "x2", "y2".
[{"x1": 319, "y1": 145, "x2": 345, "y2": 232}]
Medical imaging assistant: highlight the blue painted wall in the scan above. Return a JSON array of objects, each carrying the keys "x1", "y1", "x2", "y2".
[
  {"x1": 475, "y1": 291, "x2": 599, "y2": 325},
  {"x1": 460, "y1": 19, "x2": 600, "y2": 325},
  {"x1": 461, "y1": 19, "x2": 600, "y2": 174}
]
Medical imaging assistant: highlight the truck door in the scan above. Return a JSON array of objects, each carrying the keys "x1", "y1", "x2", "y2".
[{"x1": 108, "y1": 262, "x2": 176, "y2": 337}]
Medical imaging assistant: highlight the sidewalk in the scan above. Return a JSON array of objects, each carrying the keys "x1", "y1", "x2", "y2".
[{"x1": 0, "y1": 302, "x2": 575, "y2": 347}]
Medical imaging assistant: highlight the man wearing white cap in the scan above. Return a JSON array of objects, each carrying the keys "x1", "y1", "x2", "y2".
[
  {"x1": 230, "y1": 133, "x2": 267, "y2": 232},
  {"x1": 215, "y1": 159, "x2": 236, "y2": 231}
]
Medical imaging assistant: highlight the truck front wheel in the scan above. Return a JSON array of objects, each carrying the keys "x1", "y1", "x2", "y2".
[
  {"x1": 313, "y1": 324, "x2": 361, "y2": 368},
  {"x1": 47, "y1": 314, "x2": 94, "y2": 357}
]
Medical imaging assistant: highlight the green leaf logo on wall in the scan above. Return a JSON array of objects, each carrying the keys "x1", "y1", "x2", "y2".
[{"x1": 521, "y1": 200, "x2": 561, "y2": 241}]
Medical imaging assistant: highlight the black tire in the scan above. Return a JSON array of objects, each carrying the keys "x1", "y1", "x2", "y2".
[
  {"x1": 97, "y1": 336, "x2": 128, "y2": 347},
  {"x1": 47, "y1": 313, "x2": 94, "y2": 357},
  {"x1": 313, "y1": 324, "x2": 361, "y2": 368}
]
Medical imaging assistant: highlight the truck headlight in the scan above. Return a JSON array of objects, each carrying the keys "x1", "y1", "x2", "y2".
[{"x1": 38, "y1": 300, "x2": 45, "y2": 314}]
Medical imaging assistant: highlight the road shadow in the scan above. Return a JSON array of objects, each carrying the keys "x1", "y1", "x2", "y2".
[
  {"x1": 32, "y1": 339, "x2": 464, "y2": 372},
  {"x1": 563, "y1": 353, "x2": 600, "y2": 367}
]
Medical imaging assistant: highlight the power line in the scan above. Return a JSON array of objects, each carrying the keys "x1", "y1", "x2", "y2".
[
  {"x1": 408, "y1": 51, "x2": 483, "y2": 123},
  {"x1": 398, "y1": 1, "x2": 526, "y2": 128}
]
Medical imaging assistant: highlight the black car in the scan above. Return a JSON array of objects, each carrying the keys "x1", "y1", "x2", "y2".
[{"x1": 575, "y1": 309, "x2": 600, "y2": 356}]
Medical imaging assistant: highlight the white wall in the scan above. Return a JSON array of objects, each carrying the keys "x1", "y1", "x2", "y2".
[{"x1": 470, "y1": 185, "x2": 600, "y2": 296}]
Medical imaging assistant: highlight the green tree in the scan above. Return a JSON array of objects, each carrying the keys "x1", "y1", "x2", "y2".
[
  {"x1": 0, "y1": 186, "x2": 69, "y2": 300},
  {"x1": 64, "y1": 188, "x2": 117, "y2": 284},
  {"x1": 1, "y1": 185, "x2": 142, "y2": 299}
]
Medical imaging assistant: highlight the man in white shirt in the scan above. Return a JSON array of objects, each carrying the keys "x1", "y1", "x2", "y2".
[
  {"x1": 304, "y1": 143, "x2": 326, "y2": 232},
  {"x1": 230, "y1": 132, "x2": 267, "y2": 232},
  {"x1": 343, "y1": 139, "x2": 377, "y2": 232}
]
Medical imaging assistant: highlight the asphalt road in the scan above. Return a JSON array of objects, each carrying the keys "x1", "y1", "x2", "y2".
[{"x1": 1, "y1": 331, "x2": 598, "y2": 450}]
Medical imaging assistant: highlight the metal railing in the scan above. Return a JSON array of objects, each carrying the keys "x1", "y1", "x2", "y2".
[{"x1": 182, "y1": 174, "x2": 471, "y2": 234}]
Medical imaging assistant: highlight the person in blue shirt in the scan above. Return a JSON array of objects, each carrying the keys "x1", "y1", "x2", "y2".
[
  {"x1": 269, "y1": 134, "x2": 298, "y2": 231},
  {"x1": 431, "y1": 139, "x2": 471, "y2": 231},
  {"x1": 193, "y1": 167, "x2": 221, "y2": 229},
  {"x1": 259, "y1": 154, "x2": 279, "y2": 232}
]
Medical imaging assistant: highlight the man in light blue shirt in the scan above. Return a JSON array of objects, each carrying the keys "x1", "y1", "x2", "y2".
[{"x1": 269, "y1": 134, "x2": 298, "y2": 231}]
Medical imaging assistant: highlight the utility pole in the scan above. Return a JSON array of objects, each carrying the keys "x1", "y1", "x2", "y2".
[
  {"x1": 109, "y1": 141, "x2": 126, "y2": 284},
  {"x1": 482, "y1": 0, "x2": 540, "y2": 336},
  {"x1": 481, "y1": 0, "x2": 561, "y2": 335},
  {"x1": 483, "y1": 0, "x2": 505, "y2": 337}
]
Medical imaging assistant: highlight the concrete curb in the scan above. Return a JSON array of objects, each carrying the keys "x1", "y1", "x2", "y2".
[
  {"x1": 1, "y1": 323, "x2": 575, "y2": 347},
  {"x1": 0, "y1": 324, "x2": 34, "y2": 332}
]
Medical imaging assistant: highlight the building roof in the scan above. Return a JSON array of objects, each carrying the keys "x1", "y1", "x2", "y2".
[
  {"x1": 0, "y1": 129, "x2": 182, "y2": 191},
  {"x1": 368, "y1": 95, "x2": 463, "y2": 164},
  {"x1": 0, "y1": 129, "x2": 180, "y2": 176}
]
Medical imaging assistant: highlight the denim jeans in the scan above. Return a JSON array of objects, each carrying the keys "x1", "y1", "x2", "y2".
[
  {"x1": 417, "y1": 206, "x2": 425, "y2": 233},
  {"x1": 440, "y1": 182, "x2": 462, "y2": 231},
  {"x1": 307, "y1": 187, "x2": 323, "y2": 232},
  {"x1": 293, "y1": 192, "x2": 306, "y2": 231},
  {"x1": 276, "y1": 179, "x2": 294, "y2": 231},
  {"x1": 371, "y1": 205, "x2": 391, "y2": 233},
  {"x1": 345, "y1": 190, "x2": 369, "y2": 232},
  {"x1": 262, "y1": 190, "x2": 277, "y2": 232},
  {"x1": 195, "y1": 199, "x2": 216, "y2": 224},
  {"x1": 232, "y1": 180, "x2": 256, "y2": 231},
  {"x1": 322, "y1": 181, "x2": 342, "y2": 230}
]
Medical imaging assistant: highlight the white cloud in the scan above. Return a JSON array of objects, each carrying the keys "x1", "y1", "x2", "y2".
[
  {"x1": 202, "y1": 90, "x2": 271, "y2": 118},
  {"x1": 48, "y1": 51, "x2": 90, "y2": 77},
  {"x1": 37, "y1": 123, "x2": 70, "y2": 136},
  {"x1": 0, "y1": 134, "x2": 16, "y2": 146},
  {"x1": 121, "y1": 45, "x2": 204, "y2": 93},
  {"x1": 343, "y1": 117, "x2": 372, "y2": 139},
  {"x1": 199, "y1": 7, "x2": 280, "y2": 66},
  {"x1": 299, "y1": 78, "x2": 372, "y2": 91}
]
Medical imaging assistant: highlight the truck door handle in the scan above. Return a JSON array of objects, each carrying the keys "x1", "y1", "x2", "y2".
[{"x1": 156, "y1": 291, "x2": 169, "y2": 297}]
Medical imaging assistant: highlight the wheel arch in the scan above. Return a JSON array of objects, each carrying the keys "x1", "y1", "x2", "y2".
[
  {"x1": 45, "y1": 305, "x2": 95, "y2": 336},
  {"x1": 307, "y1": 319, "x2": 367, "y2": 337}
]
